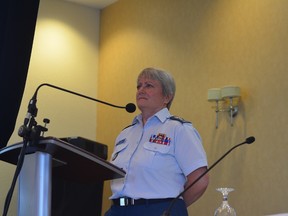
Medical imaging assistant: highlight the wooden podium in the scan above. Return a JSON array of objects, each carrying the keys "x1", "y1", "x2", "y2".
[{"x1": 0, "y1": 137, "x2": 125, "y2": 216}]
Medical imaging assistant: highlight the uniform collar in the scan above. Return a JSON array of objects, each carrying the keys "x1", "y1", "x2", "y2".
[{"x1": 133, "y1": 108, "x2": 171, "y2": 124}]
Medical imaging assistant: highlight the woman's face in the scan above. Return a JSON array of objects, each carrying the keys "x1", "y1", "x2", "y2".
[{"x1": 136, "y1": 76, "x2": 170, "y2": 114}]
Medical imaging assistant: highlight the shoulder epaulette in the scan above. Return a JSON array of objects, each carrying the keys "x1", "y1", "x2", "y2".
[
  {"x1": 122, "y1": 122, "x2": 137, "y2": 130},
  {"x1": 169, "y1": 116, "x2": 191, "y2": 124}
]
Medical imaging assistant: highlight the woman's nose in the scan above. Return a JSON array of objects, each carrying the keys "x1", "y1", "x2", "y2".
[{"x1": 137, "y1": 86, "x2": 145, "y2": 93}]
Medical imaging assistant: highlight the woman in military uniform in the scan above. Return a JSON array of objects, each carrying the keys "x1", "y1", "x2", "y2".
[{"x1": 105, "y1": 67, "x2": 209, "y2": 216}]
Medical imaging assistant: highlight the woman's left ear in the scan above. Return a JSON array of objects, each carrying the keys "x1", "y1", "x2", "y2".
[{"x1": 165, "y1": 94, "x2": 173, "y2": 104}]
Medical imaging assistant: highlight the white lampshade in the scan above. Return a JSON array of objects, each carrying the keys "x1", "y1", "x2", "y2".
[
  {"x1": 208, "y1": 88, "x2": 222, "y2": 101},
  {"x1": 221, "y1": 86, "x2": 240, "y2": 98}
]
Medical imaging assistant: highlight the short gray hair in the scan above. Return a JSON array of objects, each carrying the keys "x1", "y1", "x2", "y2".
[{"x1": 137, "y1": 67, "x2": 176, "y2": 109}]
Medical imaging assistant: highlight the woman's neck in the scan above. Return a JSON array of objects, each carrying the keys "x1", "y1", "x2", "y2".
[{"x1": 141, "y1": 107, "x2": 166, "y2": 125}]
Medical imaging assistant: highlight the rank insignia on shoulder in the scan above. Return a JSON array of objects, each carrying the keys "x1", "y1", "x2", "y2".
[
  {"x1": 169, "y1": 116, "x2": 191, "y2": 124},
  {"x1": 122, "y1": 122, "x2": 137, "y2": 130}
]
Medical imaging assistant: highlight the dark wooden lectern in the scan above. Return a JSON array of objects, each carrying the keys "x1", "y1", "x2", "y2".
[{"x1": 0, "y1": 137, "x2": 125, "y2": 216}]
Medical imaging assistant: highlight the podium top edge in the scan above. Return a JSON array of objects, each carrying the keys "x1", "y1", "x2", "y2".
[{"x1": 0, "y1": 137, "x2": 126, "y2": 180}]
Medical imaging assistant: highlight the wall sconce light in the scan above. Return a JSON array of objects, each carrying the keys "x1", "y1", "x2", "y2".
[{"x1": 208, "y1": 86, "x2": 241, "y2": 128}]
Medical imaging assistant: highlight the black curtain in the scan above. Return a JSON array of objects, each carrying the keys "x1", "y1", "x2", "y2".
[{"x1": 0, "y1": 0, "x2": 40, "y2": 148}]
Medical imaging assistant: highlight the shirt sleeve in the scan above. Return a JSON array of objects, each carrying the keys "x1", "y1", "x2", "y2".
[{"x1": 174, "y1": 123, "x2": 208, "y2": 176}]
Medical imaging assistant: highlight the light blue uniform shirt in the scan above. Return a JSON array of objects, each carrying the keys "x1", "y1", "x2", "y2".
[{"x1": 110, "y1": 108, "x2": 208, "y2": 199}]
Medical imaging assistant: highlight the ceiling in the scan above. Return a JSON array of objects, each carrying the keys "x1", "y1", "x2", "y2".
[{"x1": 63, "y1": 0, "x2": 117, "y2": 9}]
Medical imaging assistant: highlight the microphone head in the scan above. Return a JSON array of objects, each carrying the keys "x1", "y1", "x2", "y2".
[
  {"x1": 125, "y1": 103, "x2": 136, "y2": 113},
  {"x1": 246, "y1": 136, "x2": 255, "y2": 144}
]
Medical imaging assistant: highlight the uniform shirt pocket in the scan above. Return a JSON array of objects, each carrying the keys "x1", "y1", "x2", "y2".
[
  {"x1": 143, "y1": 142, "x2": 172, "y2": 169},
  {"x1": 143, "y1": 142, "x2": 170, "y2": 154}
]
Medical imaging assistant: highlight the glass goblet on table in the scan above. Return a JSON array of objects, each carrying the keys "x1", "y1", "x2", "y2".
[{"x1": 214, "y1": 188, "x2": 236, "y2": 216}]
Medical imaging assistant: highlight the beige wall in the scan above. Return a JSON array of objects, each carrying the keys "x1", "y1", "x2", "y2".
[
  {"x1": 0, "y1": 0, "x2": 100, "y2": 214},
  {"x1": 1, "y1": 0, "x2": 288, "y2": 215},
  {"x1": 98, "y1": 0, "x2": 288, "y2": 215}
]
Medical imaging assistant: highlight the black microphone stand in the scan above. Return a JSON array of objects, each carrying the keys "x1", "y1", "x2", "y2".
[
  {"x1": 161, "y1": 137, "x2": 255, "y2": 216},
  {"x1": 2, "y1": 89, "x2": 50, "y2": 216},
  {"x1": 2, "y1": 83, "x2": 135, "y2": 216}
]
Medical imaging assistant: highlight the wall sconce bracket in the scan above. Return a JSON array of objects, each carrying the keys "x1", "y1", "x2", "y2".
[{"x1": 208, "y1": 86, "x2": 241, "y2": 128}]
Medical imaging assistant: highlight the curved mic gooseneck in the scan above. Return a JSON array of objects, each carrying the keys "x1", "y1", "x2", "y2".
[
  {"x1": 19, "y1": 83, "x2": 136, "y2": 139},
  {"x1": 34, "y1": 83, "x2": 136, "y2": 113},
  {"x1": 161, "y1": 136, "x2": 256, "y2": 216}
]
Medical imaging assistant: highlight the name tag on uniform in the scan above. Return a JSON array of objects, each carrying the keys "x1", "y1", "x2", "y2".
[
  {"x1": 116, "y1": 138, "x2": 126, "y2": 146},
  {"x1": 112, "y1": 152, "x2": 119, "y2": 161}
]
